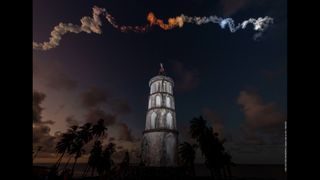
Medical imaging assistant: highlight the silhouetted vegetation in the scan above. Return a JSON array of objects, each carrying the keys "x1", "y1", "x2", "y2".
[
  {"x1": 178, "y1": 142, "x2": 197, "y2": 176},
  {"x1": 92, "y1": 119, "x2": 108, "y2": 140},
  {"x1": 97, "y1": 142, "x2": 116, "y2": 178},
  {"x1": 55, "y1": 125, "x2": 78, "y2": 169},
  {"x1": 87, "y1": 140, "x2": 103, "y2": 176},
  {"x1": 189, "y1": 116, "x2": 234, "y2": 179},
  {"x1": 34, "y1": 116, "x2": 238, "y2": 180},
  {"x1": 51, "y1": 119, "x2": 108, "y2": 178}
]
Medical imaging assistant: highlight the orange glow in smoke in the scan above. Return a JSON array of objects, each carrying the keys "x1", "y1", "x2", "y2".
[{"x1": 147, "y1": 12, "x2": 184, "y2": 30}]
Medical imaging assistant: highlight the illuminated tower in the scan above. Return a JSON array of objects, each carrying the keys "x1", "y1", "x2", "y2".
[{"x1": 141, "y1": 63, "x2": 178, "y2": 166}]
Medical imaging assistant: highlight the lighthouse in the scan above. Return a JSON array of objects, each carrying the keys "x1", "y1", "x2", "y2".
[{"x1": 141, "y1": 63, "x2": 178, "y2": 166}]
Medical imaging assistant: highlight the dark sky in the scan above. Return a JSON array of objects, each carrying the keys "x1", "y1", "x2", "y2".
[{"x1": 33, "y1": 0, "x2": 287, "y2": 164}]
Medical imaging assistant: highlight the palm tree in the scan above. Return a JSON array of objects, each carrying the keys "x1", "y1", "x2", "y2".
[
  {"x1": 204, "y1": 129, "x2": 224, "y2": 179},
  {"x1": 62, "y1": 155, "x2": 73, "y2": 170},
  {"x1": 55, "y1": 125, "x2": 78, "y2": 169},
  {"x1": 189, "y1": 116, "x2": 225, "y2": 179},
  {"x1": 69, "y1": 138, "x2": 85, "y2": 176},
  {"x1": 178, "y1": 142, "x2": 197, "y2": 176},
  {"x1": 88, "y1": 140, "x2": 103, "y2": 176},
  {"x1": 78, "y1": 123, "x2": 93, "y2": 144},
  {"x1": 55, "y1": 120, "x2": 108, "y2": 177},
  {"x1": 92, "y1": 119, "x2": 108, "y2": 140},
  {"x1": 97, "y1": 143, "x2": 116, "y2": 177},
  {"x1": 118, "y1": 151, "x2": 130, "y2": 178},
  {"x1": 189, "y1": 116, "x2": 207, "y2": 140},
  {"x1": 82, "y1": 120, "x2": 107, "y2": 176},
  {"x1": 189, "y1": 116, "x2": 211, "y2": 162},
  {"x1": 69, "y1": 123, "x2": 95, "y2": 176},
  {"x1": 220, "y1": 151, "x2": 231, "y2": 179}
]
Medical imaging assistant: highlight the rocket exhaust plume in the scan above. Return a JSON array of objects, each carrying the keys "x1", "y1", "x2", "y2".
[
  {"x1": 33, "y1": 6, "x2": 274, "y2": 51},
  {"x1": 33, "y1": 6, "x2": 106, "y2": 50}
]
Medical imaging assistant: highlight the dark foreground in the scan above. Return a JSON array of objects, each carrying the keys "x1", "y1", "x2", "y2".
[{"x1": 33, "y1": 164, "x2": 286, "y2": 180}]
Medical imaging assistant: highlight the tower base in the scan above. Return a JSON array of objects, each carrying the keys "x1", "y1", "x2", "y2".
[{"x1": 141, "y1": 129, "x2": 178, "y2": 167}]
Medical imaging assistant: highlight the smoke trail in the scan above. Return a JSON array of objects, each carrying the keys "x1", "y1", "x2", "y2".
[
  {"x1": 106, "y1": 13, "x2": 149, "y2": 33},
  {"x1": 33, "y1": 6, "x2": 106, "y2": 50},
  {"x1": 33, "y1": 6, "x2": 274, "y2": 51},
  {"x1": 241, "y1": 17, "x2": 274, "y2": 40},
  {"x1": 147, "y1": 13, "x2": 273, "y2": 35}
]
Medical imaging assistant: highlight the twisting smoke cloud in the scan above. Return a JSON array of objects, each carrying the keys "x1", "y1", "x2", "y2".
[
  {"x1": 33, "y1": 6, "x2": 274, "y2": 51},
  {"x1": 33, "y1": 6, "x2": 106, "y2": 51}
]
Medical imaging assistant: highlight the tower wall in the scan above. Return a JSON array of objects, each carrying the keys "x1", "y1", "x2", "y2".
[
  {"x1": 142, "y1": 130, "x2": 178, "y2": 166},
  {"x1": 142, "y1": 75, "x2": 178, "y2": 166}
]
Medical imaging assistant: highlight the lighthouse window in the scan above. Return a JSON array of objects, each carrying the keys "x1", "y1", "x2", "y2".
[
  {"x1": 166, "y1": 96, "x2": 171, "y2": 108},
  {"x1": 151, "y1": 112, "x2": 157, "y2": 129},
  {"x1": 166, "y1": 113, "x2": 173, "y2": 129},
  {"x1": 156, "y1": 95, "x2": 161, "y2": 106},
  {"x1": 156, "y1": 82, "x2": 160, "y2": 91},
  {"x1": 151, "y1": 83, "x2": 156, "y2": 93},
  {"x1": 153, "y1": 83, "x2": 157, "y2": 93},
  {"x1": 163, "y1": 82, "x2": 166, "y2": 92},
  {"x1": 148, "y1": 98, "x2": 152, "y2": 108},
  {"x1": 167, "y1": 84, "x2": 172, "y2": 93}
]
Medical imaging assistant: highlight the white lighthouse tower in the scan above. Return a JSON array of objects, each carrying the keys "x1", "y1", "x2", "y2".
[{"x1": 141, "y1": 63, "x2": 178, "y2": 166}]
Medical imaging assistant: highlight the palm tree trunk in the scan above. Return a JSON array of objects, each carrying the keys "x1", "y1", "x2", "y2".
[
  {"x1": 63, "y1": 155, "x2": 72, "y2": 170},
  {"x1": 82, "y1": 164, "x2": 89, "y2": 177},
  {"x1": 33, "y1": 152, "x2": 37, "y2": 160},
  {"x1": 71, "y1": 157, "x2": 78, "y2": 176},
  {"x1": 55, "y1": 151, "x2": 65, "y2": 169},
  {"x1": 33, "y1": 149, "x2": 41, "y2": 159},
  {"x1": 84, "y1": 166, "x2": 91, "y2": 177}
]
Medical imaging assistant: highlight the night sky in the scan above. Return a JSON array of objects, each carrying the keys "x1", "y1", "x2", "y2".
[{"x1": 33, "y1": 0, "x2": 287, "y2": 164}]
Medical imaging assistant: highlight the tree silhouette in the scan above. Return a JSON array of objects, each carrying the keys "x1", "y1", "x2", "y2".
[
  {"x1": 78, "y1": 122, "x2": 93, "y2": 144},
  {"x1": 54, "y1": 119, "x2": 110, "y2": 178},
  {"x1": 55, "y1": 125, "x2": 78, "y2": 169},
  {"x1": 88, "y1": 140, "x2": 103, "y2": 176},
  {"x1": 97, "y1": 143, "x2": 116, "y2": 177},
  {"x1": 178, "y1": 142, "x2": 197, "y2": 176},
  {"x1": 222, "y1": 151, "x2": 234, "y2": 179},
  {"x1": 119, "y1": 151, "x2": 130, "y2": 178},
  {"x1": 69, "y1": 123, "x2": 96, "y2": 176},
  {"x1": 62, "y1": 155, "x2": 73, "y2": 170},
  {"x1": 83, "y1": 119, "x2": 108, "y2": 177},
  {"x1": 189, "y1": 116, "x2": 229, "y2": 179},
  {"x1": 190, "y1": 116, "x2": 207, "y2": 140},
  {"x1": 92, "y1": 119, "x2": 108, "y2": 140},
  {"x1": 69, "y1": 138, "x2": 85, "y2": 176}
]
